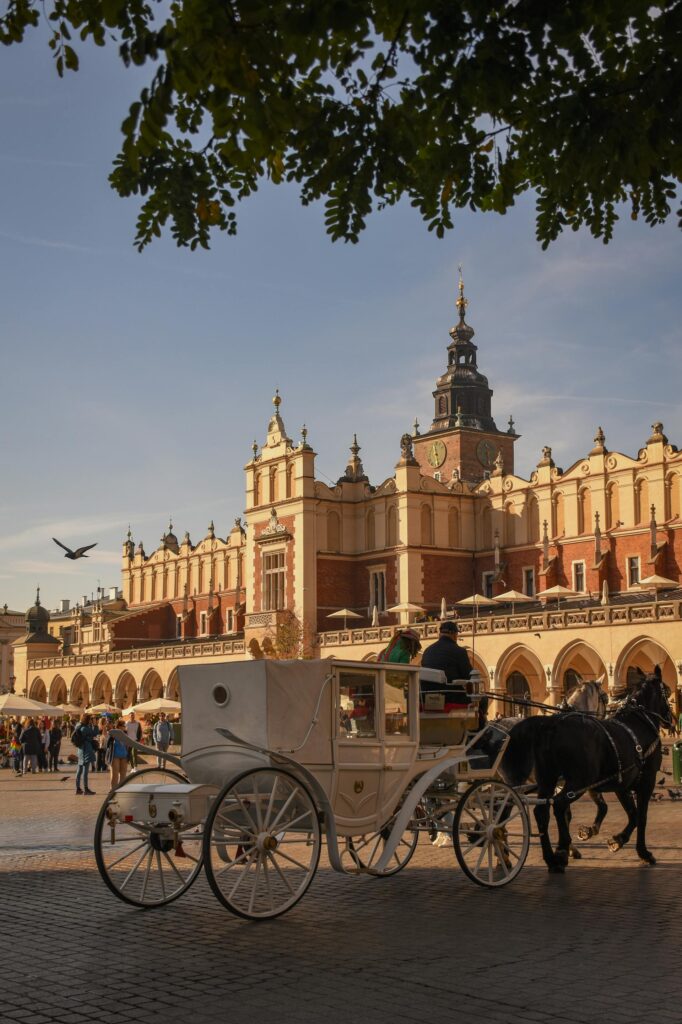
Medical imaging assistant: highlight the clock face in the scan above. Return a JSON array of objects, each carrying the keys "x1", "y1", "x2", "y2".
[
  {"x1": 477, "y1": 439, "x2": 496, "y2": 468},
  {"x1": 427, "y1": 440, "x2": 447, "y2": 468}
]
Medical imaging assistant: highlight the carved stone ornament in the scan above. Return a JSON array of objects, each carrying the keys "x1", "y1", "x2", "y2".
[
  {"x1": 400, "y1": 433, "x2": 416, "y2": 461},
  {"x1": 648, "y1": 421, "x2": 668, "y2": 444},
  {"x1": 260, "y1": 507, "x2": 288, "y2": 538}
]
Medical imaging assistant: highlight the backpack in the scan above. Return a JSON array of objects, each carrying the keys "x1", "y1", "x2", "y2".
[{"x1": 71, "y1": 726, "x2": 84, "y2": 749}]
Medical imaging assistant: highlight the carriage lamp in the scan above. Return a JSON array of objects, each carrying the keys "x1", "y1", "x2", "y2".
[{"x1": 168, "y1": 803, "x2": 184, "y2": 826}]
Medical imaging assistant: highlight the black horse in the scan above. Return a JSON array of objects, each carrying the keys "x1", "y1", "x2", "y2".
[{"x1": 500, "y1": 667, "x2": 674, "y2": 873}]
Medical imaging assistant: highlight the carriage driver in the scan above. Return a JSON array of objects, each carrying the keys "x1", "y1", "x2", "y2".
[{"x1": 420, "y1": 620, "x2": 473, "y2": 706}]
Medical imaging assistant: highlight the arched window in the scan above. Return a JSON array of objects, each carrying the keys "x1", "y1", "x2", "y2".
[
  {"x1": 551, "y1": 492, "x2": 564, "y2": 538},
  {"x1": 438, "y1": 396, "x2": 447, "y2": 415},
  {"x1": 366, "y1": 509, "x2": 376, "y2": 550},
  {"x1": 269, "y1": 467, "x2": 278, "y2": 503},
  {"x1": 286, "y1": 463, "x2": 295, "y2": 499},
  {"x1": 327, "y1": 510, "x2": 341, "y2": 551},
  {"x1": 448, "y1": 507, "x2": 460, "y2": 547},
  {"x1": 480, "y1": 505, "x2": 492, "y2": 549},
  {"x1": 606, "y1": 482, "x2": 619, "y2": 530},
  {"x1": 527, "y1": 495, "x2": 540, "y2": 543},
  {"x1": 634, "y1": 478, "x2": 649, "y2": 524},
  {"x1": 253, "y1": 471, "x2": 261, "y2": 506},
  {"x1": 578, "y1": 488, "x2": 591, "y2": 535},
  {"x1": 504, "y1": 502, "x2": 515, "y2": 546},
  {"x1": 421, "y1": 504, "x2": 433, "y2": 546},
  {"x1": 387, "y1": 505, "x2": 398, "y2": 547},
  {"x1": 666, "y1": 472, "x2": 681, "y2": 520}
]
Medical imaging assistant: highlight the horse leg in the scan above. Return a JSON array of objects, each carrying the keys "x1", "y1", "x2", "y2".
[
  {"x1": 607, "y1": 789, "x2": 637, "y2": 853},
  {"x1": 634, "y1": 778, "x2": 657, "y2": 865},
  {"x1": 565, "y1": 804, "x2": 581, "y2": 859},
  {"x1": 534, "y1": 791, "x2": 564, "y2": 873},
  {"x1": 552, "y1": 790, "x2": 573, "y2": 868},
  {"x1": 577, "y1": 790, "x2": 609, "y2": 842}
]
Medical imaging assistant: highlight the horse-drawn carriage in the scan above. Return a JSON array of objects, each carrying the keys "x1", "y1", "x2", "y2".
[{"x1": 95, "y1": 659, "x2": 532, "y2": 918}]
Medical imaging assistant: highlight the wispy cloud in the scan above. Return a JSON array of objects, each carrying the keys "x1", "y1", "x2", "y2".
[
  {"x1": 0, "y1": 229, "x2": 104, "y2": 254},
  {"x1": 0, "y1": 511, "x2": 163, "y2": 554}
]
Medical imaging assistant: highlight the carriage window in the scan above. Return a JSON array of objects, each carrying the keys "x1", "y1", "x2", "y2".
[
  {"x1": 384, "y1": 671, "x2": 410, "y2": 737},
  {"x1": 338, "y1": 672, "x2": 376, "y2": 739}
]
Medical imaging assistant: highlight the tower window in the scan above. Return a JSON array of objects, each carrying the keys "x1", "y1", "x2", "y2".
[{"x1": 263, "y1": 551, "x2": 286, "y2": 610}]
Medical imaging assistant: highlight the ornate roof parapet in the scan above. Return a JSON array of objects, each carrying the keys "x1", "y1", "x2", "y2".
[
  {"x1": 299, "y1": 424, "x2": 312, "y2": 450},
  {"x1": 123, "y1": 525, "x2": 135, "y2": 560},
  {"x1": 412, "y1": 417, "x2": 420, "y2": 437},
  {"x1": 206, "y1": 520, "x2": 215, "y2": 540},
  {"x1": 135, "y1": 540, "x2": 146, "y2": 558},
  {"x1": 537, "y1": 445, "x2": 555, "y2": 469},
  {"x1": 491, "y1": 450, "x2": 504, "y2": 477},
  {"x1": 251, "y1": 439, "x2": 260, "y2": 461},
  {"x1": 266, "y1": 388, "x2": 291, "y2": 447},
  {"x1": 591, "y1": 426, "x2": 607, "y2": 455},
  {"x1": 163, "y1": 519, "x2": 179, "y2": 554},
  {"x1": 256, "y1": 507, "x2": 291, "y2": 544},
  {"x1": 337, "y1": 434, "x2": 368, "y2": 484},
  {"x1": 648, "y1": 421, "x2": 668, "y2": 445},
  {"x1": 396, "y1": 432, "x2": 419, "y2": 468}
]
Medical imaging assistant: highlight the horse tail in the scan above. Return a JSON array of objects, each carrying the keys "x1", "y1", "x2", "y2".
[{"x1": 499, "y1": 717, "x2": 549, "y2": 787}]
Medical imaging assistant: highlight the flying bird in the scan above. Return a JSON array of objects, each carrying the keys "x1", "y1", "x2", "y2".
[{"x1": 53, "y1": 538, "x2": 98, "y2": 560}]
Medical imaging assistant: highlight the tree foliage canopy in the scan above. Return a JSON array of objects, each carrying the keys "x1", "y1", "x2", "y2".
[{"x1": 3, "y1": 0, "x2": 681, "y2": 250}]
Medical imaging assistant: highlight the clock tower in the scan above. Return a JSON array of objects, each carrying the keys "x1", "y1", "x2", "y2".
[{"x1": 413, "y1": 269, "x2": 519, "y2": 484}]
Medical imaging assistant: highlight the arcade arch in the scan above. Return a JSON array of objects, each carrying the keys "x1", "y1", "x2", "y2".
[
  {"x1": 115, "y1": 670, "x2": 138, "y2": 709},
  {"x1": 495, "y1": 645, "x2": 546, "y2": 707},
  {"x1": 49, "y1": 675, "x2": 68, "y2": 705},
  {"x1": 553, "y1": 640, "x2": 607, "y2": 696},
  {"x1": 615, "y1": 636, "x2": 676, "y2": 700},
  {"x1": 29, "y1": 677, "x2": 47, "y2": 702},
  {"x1": 166, "y1": 669, "x2": 179, "y2": 701},
  {"x1": 140, "y1": 668, "x2": 164, "y2": 702},
  {"x1": 91, "y1": 672, "x2": 113, "y2": 705},
  {"x1": 69, "y1": 673, "x2": 89, "y2": 708}
]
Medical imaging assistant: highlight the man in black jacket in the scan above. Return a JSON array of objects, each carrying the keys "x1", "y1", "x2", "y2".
[{"x1": 420, "y1": 621, "x2": 473, "y2": 704}]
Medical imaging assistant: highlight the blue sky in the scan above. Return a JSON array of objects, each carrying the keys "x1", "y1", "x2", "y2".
[{"x1": 1, "y1": 29, "x2": 680, "y2": 612}]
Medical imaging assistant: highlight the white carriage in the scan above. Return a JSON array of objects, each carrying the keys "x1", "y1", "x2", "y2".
[{"x1": 95, "y1": 659, "x2": 530, "y2": 919}]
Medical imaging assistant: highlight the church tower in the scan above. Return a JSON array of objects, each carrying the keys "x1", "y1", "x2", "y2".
[{"x1": 413, "y1": 269, "x2": 519, "y2": 484}]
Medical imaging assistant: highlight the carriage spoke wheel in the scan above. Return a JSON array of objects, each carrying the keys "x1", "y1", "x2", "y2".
[
  {"x1": 94, "y1": 795, "x2": 203, "y2": 908},
  {"x1": 203, "y1": 768, "x2": 321, "y2": 920},
  {"x1": 452, "y1": 781, "x2": 529, "y2": 888},
  {"x1": 344, "y1": 806, "x2": 422, "y2": 877}
]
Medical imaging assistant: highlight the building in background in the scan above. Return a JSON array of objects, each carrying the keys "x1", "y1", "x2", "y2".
[
  {"x1": 15, "y1": 275, "x2": 682, "y2": 713},
  {"x1": 0, "y1": 604, "x2": 24, "y2": 692}
]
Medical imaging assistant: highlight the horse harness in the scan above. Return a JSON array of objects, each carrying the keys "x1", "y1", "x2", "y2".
[{"x1": 561, "y1": 705, "x2": 661, "y2": 802}]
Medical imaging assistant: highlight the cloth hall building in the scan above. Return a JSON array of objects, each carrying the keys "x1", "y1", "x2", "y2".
[{"x1": 15, "y1": 278, "x2": 682, "y2": 715}]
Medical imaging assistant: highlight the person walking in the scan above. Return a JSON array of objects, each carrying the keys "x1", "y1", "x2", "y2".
[
  {"x1": 152, "y1": 712, "x2": 172, "y2": 767},
  {"x1": 19, "y1": 718, "x2": 42, "y2": 775},
  {"x1": 125, "y1": 712, "x2": 142, "y2": 768},
  {"x1": 10, "y1": 718, "x2": 23, "y2": 775},
  {"x1": 96, "y1": 719, "x2": 109, "y2": 772},
  {"x1": 38, "y1": 723, "x2": 50, "y2": 772},
  {"x1": 106, "y1": 718, "x2": 129, "y2": 790},
  {"x1": 73, "y1": 713, "x2": 99, "y2": 795},
  {"x1": 48, "y1": 720, "x2": 62, "y2": 772}
]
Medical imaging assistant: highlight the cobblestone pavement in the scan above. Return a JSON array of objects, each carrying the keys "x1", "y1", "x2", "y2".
[{"x1": 1, "y1": 748, "x2": 681, "y2": 1024}]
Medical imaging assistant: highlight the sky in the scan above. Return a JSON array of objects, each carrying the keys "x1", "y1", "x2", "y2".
[{"x1": 1, "y1": 27, "x2": 680, "y2": 613}]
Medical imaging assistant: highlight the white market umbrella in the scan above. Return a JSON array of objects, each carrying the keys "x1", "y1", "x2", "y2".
[
  {"x1": 440, "y1": 597, "x2": 447, "y2": 619},
  {"x1": 600, "y1": 580, "x2": 610, "y2": 606},
  {"x1": 454, "y1": 593, "x2": 498, "y2": 659},
  {"x1": 0, "y1": 693, "x2": 64, "y2": 717},
  {"x1": 123, "y1": 697, "x2": 181, "y2": 716},
  {"x1": 493, "y1": 590, "x2": 535, "y2": 614},
  {"x1": 387, "y1": 602, "x2": 425, "y2": 625},
  {"x1": 536, "y1": 584, "x2": 577, "y2": 610},
  {"x1": 86, "y1": 702, "x2": 119, "y2": 715},
  {"x1": 57, "y1": 703, "x2": 83, "y2": 715},
  {"x1": 638, "y1": 574, "x2": 678, "y2": 603},
  {"x1": 327, "y1": 607, "x2": 363, "y2": 630},
  {"x1": 371, "y1": 605, "x2": 379, "y2": 627}
]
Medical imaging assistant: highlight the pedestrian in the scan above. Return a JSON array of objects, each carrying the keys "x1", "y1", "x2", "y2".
[
  {"x1": 38, "y1": 723, "x2": 50, "y2": 772},
  {"x1": 152, "y1": 712, "x2": 172, "y2": 767},
  {"x1": 10, "y1": 717, "x2": 22, "y2": 775},
  {"x1": 125, "y1": 712, "x2": 142, "y2": 768},
  {"x1": 73, "y1": 713, "x2": 99, "y2": 795},
  {"x1": 48, "y1": 720, "x2": 62, "y2": 772},
  {"x1": 106, "y1": 718, "x2": 129, "y2": 790},
  {"x1": 96, "y1": 719, "x2": 109, "y2": 772},
  {"x1": 19, "y1": 717, "x2": 42, "y2": 774}
]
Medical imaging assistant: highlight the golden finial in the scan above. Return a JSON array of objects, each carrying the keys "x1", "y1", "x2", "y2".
[
  {"x1": 272, "y1": 387, "x2": 281, "y2": 410},
  {"x1": 455, "y1": 263, "x2": 468, "y2": 321}
]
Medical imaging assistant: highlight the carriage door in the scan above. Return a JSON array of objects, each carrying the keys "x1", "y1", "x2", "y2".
[
  {"x1": 381, "y1": 668, "x2": 417, "y2": 812},
  {"x1": 333, "y1": 669, "x2": 384, "y2": 832}
]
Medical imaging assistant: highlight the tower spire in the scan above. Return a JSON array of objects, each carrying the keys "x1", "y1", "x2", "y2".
[{"x1": 456, "y1": 263, "x2": 468, "y2": 323}]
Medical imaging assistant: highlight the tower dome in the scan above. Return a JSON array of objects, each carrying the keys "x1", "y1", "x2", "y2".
[{"x1": 25, "y1": 587, "x2": 50, "y2": 635}]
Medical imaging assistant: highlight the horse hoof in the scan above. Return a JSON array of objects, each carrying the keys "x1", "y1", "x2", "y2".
[
  {"x1": 554, "y1": 848, "x2": 569, "y2": 867},
  {"x1": 607, "y1": 838, "x2": 622, "y2": 853},
  {"x1": 569, "y1": 846, "x2": 582, "y2": 860},
  {"x1": 548, "y1": 863, "x2": 565, "y2": 874},
  {"x1": 640, "y1": 853, "x2": 657, "y2": 866},
  {"x1": 577, "y1": 826, "x2": 594, "y2": 842}
]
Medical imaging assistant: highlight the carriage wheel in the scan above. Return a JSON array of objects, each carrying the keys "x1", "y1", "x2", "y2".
[
  {"x1": 344, "y1": 805, "x2": 423, "y2": 876},
  {"x1": 203, "y1": 767, "x2": 321, "y2": 920},
  {"x1": 113, "y1": 766, "x2": 189, "y2": 790},
  {"x1": 452, "y1": 780, "x2": 529, "y2": 888},
  {"x1": 94, "y1": 795, "x2": 203, "y2": 908}
]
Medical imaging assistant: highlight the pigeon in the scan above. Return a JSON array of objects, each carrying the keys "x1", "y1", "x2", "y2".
[
  {"x1": 667, "y1": 789, "x2": 681, "y2": 801},
  {"x1": 53, "y1": 538, "x2": 97, "y2": 560}
]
